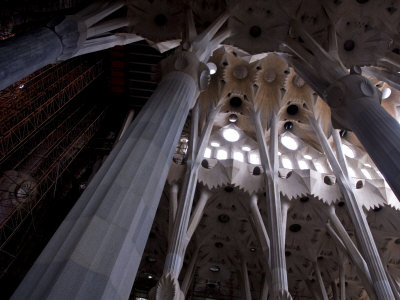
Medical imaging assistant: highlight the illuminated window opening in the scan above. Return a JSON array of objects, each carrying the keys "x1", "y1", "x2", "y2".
[
  {"x1": 298, "y1": 160, "x2": 308, "y2": 170},
  {"x1": 281, "y1": 136, "x2": 298, "y2": 150},
  {"x1": 361, "y1": 169, "x2": 372, "y2": 179},
  {"x1": 216, "y1": 149, "x2": 228, "y2": 160},
  {"x1": 314, "y1": 162, "x2": 325, "y2": 173},
  {"x1": 233, "y1": 151, "x2": 244, "y2": 162},
  {"x1": 342, "y1": 144, "x2": 355, "y2": 158},
  {"x1": 348, "y1": 167, "x2": 356, "y2": 178},
  {"x1": 282, "y1": 157, "x2": 293, "y2": 169},
  {"x1": 204, "y1": 147, "x2": 212, "y2": 158},
  {"x1": 249, "y1": 153, "x2": 260, "y2": 165}
]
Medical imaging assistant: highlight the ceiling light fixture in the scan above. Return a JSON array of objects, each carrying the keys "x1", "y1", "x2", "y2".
[
  {"x1": 210, "y1": 142, "x2": 220, "y2": 147},
  {"x1": 304, "y1": 154, "x2": 312, "y2": 160},
  {"x1": 242, "y1": 146, "x2": 251, "y2": 152}
]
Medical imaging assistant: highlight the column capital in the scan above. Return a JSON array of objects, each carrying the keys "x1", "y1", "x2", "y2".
[
  {"x1": 326, "y1": 74, "x2": 381, "y2": 130},
  {"x1": 161, "y1": 50, "x2": 210, "y2": 92}
]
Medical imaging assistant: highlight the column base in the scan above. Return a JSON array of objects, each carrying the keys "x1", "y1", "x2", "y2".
[{"x1": 149, "y1": 273, "x2": 184, "y2": 300}]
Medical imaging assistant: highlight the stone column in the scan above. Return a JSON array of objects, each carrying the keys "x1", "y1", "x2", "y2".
[
  {"x1": 314, "y1": 261, "x2": 328, "y2": 300},
  {"x1": 249, "y1": 194, "x2": 270, "y2": 262},
  {"x1": 186, "y1": 189, "x2": 211, "y2": 243},
  {"x1": 261, "y1": 273, "x2": 269, "y2": 300},
  {"x1": 162, "y1": 105, "x2": 218, "y2": 277},
  {"x1": 241, "y1": 260, "x2": 252, "y2": 300},
  {"x1": 12, "y1": 50, "x2": 203, "y2": 300},
  {"x1": 168, "y1": 184, "x2": 179, "y2": 240},
  {"x1": 252, "y1": 110, "x2": 291, "y2": 299},
  {"x1": 0, "y1": 1, "x2": 134, "y2": 90},
  {"x1": 339, "y1": 260, "x2": 346, "y2": 300},
  {"x1": 309, "y1": 116, "x2": 394, "y2": 300},
  {"x1": 181, "y1": 246, "x2": 200, "y2": 296},
  {"x1": 326, "y1": 74, "x2": 400, "y2": 200}
]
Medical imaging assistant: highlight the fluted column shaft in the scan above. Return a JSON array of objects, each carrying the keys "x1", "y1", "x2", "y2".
[
  {"x1": 163, "y1": 104, "x2": 218, "y2": 277},
  {"x1": 252, "y1": 111, "x2": 291, "y2": 299},
  {"x1": 326, "y1": 74, "x2": 400, "y2": 200},
  {"x1": 181, "y1": 247, "x2": 200, "y2": 296},
  {"x1": 0, "y1": 28, "x2": 63, "y2": 90},
  {"x1": 12, "y1": 67, "x2": 198, "y2": 299}
]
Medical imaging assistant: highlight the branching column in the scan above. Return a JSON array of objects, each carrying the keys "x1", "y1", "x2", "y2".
[
  {"x1": 309, "y1": 117, "x2": 394, "y2": 300},
  {"x1": 0, "y1": 1, "x2": 138, "y2": 90},
  {"x1": 12, "y1": 51, "x2": 203, "y2": 300},
  {"x1": 252, "y1": 111, "x2": 292, "y2": 300},
  {"x1": 162, "y1": 104, "x2": 218, "y2": 281}
]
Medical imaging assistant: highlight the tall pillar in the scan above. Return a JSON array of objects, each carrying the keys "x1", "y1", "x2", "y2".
[
  {"x1": 252, "y1": 111, "x2": 291, "y2": 299},
  {"x1": 314, "y1": 261, "x2": 328, "y2": 300},
  {"x1": 339, "y1": 260, "x2": 346, "y2": 300},
  {"x1": 12, "y1": 50, "x2": 203, "y2": 300},
  {"x1": 241, "y1": 259, "x2": 252, "y2": 300},
  {"x1": 181, "y1": 246, "x2": 200, "y2": 296},
  {"x1": 326, "y1": 74, "x2": 400, "y2": 200},
  {"x1": 309, "y1": 117, "x2": 394, "y2": 300},
  {"x1": 249, "y1": 194, "x2": 270, "y2": 262}
]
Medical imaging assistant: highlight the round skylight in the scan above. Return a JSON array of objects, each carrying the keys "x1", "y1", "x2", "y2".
[
  {"x1": 342, "y1": 144, "x2": 355, "y2": 158},
  {"x1": 210, "y1": 142, "x2": 220, "y2": 147},
  {"x1": 382, "y1": 87, "x2": 391, "y2": 100},
  {"x1": 281, "y1": 136, "x2": 298, "y2": 150},
  {"x1": 223, "y1": 128, "x2": 240, "y2": 142},
  {"x1": 242, "y1": 146, "x2": 251, "y2": 152},
  {"x1": 207, "y1": 62, "x2": 217, "y2": 75}
]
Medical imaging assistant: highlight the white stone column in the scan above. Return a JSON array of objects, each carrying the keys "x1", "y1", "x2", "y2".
[
  {"x1": 261, "y1": 274, "x2": 269, "y2": 300},
  {"x1": 249, "y1": 194, "x2": 270, "y2": 262},
  {"x1": 12, "y1": 51, "x2": 202, "y2": 300},
  {"x1": 186, "y1": 189, "x2": 211, "y2": 243},
  {"x1": 241, "y1": 260, "x2": 252, "y2": 300},
  {"x1": 168, "y1": 184, "x2": 179, "y2": 241},
  {"x1": 309, "y1": 116, "x2": 394, "y2": 300},
  {"x1": 163, "y1": 105, "x2": 218, "y2": 279},
  {"x1": 339, "y1": 260, "x2": 346, "y2": 300},
  {"x1": 314, "y1": 261, "x2": 329, "y2": 300},
  {"x1": 181, "y1": 246, "x2": 200, "y2": 296},
  {"x1": 252, "y1": 110, "x2": 291, "y2": 299}
]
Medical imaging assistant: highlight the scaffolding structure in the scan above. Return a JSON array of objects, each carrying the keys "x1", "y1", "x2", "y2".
[
  {"x1": 0, "y1": 56, "x2": 106, "y2": 277},
  {"x1": 0, "y1": 57, "x2": 103, "y2": 166}
]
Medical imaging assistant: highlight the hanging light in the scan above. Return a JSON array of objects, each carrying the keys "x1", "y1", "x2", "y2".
[
  {"x1": 210, "y1": 142, "x2": 220, "y2": 147},
  {"x1": 303, "y1": 154, "x2": 312, "y2": 160},
  {"x1": 242, "y1": 146, "x2": 251, "y2": 152}
]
